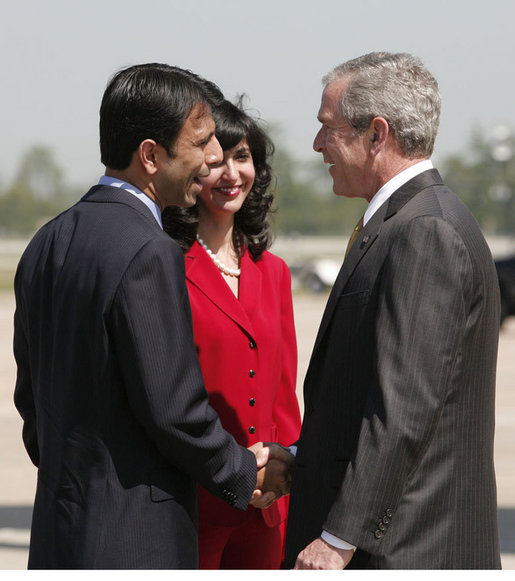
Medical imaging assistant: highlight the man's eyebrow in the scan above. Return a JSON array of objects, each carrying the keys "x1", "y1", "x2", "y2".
[{"x1": 195, "y1": 131, "x2": 215, "y2": 145}]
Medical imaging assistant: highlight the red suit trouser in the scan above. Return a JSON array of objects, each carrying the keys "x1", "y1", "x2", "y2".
[{"x1": 198, "y1": 506, "x2": 286, "y2": 569}]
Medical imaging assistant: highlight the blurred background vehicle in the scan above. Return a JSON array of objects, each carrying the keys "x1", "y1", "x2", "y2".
[{"x1": 290, "y1": 258, "x2": 340, "y2": 294}]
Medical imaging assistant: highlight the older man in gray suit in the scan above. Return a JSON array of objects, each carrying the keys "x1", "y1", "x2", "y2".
[{"x1": 284, "y1": 52, "x2": 501, "y2": 569}]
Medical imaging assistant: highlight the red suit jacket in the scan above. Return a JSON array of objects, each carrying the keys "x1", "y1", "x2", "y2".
[{"x1": 185, "y1": 240, "x2": 301, "y2": 527}]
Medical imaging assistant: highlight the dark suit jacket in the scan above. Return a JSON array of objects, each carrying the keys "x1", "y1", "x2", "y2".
[
  {"x1": 284, "y1": 170, "x2": 501, "y2": 569},
  {"x1": 13, "y1": 185, "x2": 257, "y2": 569},
  {"x1": 184, "y1": 241, "x2": 301, "y2": 529}
]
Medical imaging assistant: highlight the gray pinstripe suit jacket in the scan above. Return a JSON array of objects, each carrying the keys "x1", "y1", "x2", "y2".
[
  {"x1": 14, "y1": 185, "x2": 257, "y2": 569},
  {"x1": 284, "y1": 169, "x2": 501, "y2": 569}
]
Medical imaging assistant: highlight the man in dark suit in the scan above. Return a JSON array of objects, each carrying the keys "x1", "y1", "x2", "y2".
[
  {"x1": 13, "y1": 63, "x2": 291, "y2": 569},
  {"x1": 284, "y1": 52, "x2": 501, "y2": 569}
]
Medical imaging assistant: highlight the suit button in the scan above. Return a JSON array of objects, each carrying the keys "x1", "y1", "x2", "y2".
[
  {"x1": 378, "y1": 522, "x2": 386, "y2": 531},
  {"x1": 382, "y1": 515, "x2": 391, "y2": 525},
  {"x1": 374, "y1": 530, "x2": 384, "y2": 539},
  {"x1": 249, "y1": 341, "x2": 256, "y2": 349},
  {"x1": 222, "y1": 489, "x2": 237, "y2": 506},
  {"x1": 249, "y1": 370, "x2": 255, "y2": 378},
  {"x1": 249, "y1": 398, "x2": 256, "y2": 406},
  {"x1": 385, "y1": 508, "x2": 393, "y2": 518},
  {"x1": 248, "y1": 426, "x2": 256, "y2": 434}
]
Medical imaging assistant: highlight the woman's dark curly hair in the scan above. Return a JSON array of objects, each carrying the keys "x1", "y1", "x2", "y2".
[{"x1": 162, "y1": 97, "x2": 275, "y2": 261}]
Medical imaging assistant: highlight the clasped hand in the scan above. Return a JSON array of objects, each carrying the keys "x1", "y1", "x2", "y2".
[{"x1": 248, "y1": 442, "x2": 294, "y2": 509}]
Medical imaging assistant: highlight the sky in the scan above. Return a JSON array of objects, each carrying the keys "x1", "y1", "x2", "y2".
[{"x1": 2, "y1": 0, "x2": 514, "y2": 188}]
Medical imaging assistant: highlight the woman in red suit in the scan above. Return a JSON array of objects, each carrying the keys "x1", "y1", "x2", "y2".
[{"x1": 163, "y1": 98, "x2": 301, "y2": 569}]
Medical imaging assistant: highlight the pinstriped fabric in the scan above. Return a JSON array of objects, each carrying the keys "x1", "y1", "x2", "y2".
[
  {"x1": 284, "y1": 171, "x2": 501, "y2": 569},
  {"x1": 13, "y1": 185, "x2": 258, "y2": 569}
]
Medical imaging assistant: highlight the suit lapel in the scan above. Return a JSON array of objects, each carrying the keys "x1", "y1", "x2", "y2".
[
  {"x1": 238, "y1": 251, "x2": 262, "y2": 325},
  {"x1": 384, "y1": 168, "x2": 444, "y2": 219},
  {"x1": 185, "y1": 242, "x2": 256, "y2": 337},
  {"x1": 310, "y1": 203, "x2": 386, "y2": 358}
]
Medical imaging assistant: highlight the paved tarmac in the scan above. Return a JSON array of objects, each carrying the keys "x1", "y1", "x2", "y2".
[{"x1": 1, "y1": 290, "x2": 514, "y2": 569}]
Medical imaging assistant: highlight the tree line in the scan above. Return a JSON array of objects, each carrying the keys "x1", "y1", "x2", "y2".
[{"x1": 1, "y1": 129, "x2": 514, "y2": 237}]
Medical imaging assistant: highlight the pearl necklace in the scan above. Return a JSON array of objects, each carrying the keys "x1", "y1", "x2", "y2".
[{"x1": 196, "y1": 234, "x2": 241, "y2": 277}]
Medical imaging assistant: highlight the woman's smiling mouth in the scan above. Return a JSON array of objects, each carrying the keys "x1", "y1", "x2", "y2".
[{"x1": 215, "y1": 186, "x2": 243, "y2": 197}]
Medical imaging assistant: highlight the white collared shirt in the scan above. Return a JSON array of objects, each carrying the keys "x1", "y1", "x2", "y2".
[
  {"x1": 98, "y1": 175, "x2": 163, "y2": 229},
  {"x1": 364, "y1": 159, "x2": 433, "y2": 226}
]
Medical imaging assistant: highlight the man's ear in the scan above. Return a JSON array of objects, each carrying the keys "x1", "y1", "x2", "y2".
[
  {"x1": 137, "y1": 139, "x2": 159, "y2": 175},
  {"x1": 369, "y1": 117, "x2": 389, "y2": 151}
]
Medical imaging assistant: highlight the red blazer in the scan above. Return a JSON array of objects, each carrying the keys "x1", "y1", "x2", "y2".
[{"x1": 185, "y1": 240, "x2": 301, "y2": 527}]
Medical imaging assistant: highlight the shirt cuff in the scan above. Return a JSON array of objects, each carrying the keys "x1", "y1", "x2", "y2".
[
  {"x1": 288, "y1": 445, "x2": 298, "y2": 456},
  {"x1": 321, "y1": 530, "x2": 356, "y2": 551}
]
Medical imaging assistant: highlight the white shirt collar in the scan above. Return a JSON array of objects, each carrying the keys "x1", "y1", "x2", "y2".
[
  {"x1": 363, "y1": 159, "x2": 433, "y2": 226},
  {"x1": 98, "y1": 175, "x2": 163, "y2": 229}
]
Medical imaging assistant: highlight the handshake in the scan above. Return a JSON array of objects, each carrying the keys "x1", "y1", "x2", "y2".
[{"x1": 248, "y1": 442, "x2": 295, "y2": 509}]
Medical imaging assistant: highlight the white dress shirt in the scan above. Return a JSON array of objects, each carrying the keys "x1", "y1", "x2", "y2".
[{"x1": 98, "y1": 175, "x2": 163, "y2": 229}]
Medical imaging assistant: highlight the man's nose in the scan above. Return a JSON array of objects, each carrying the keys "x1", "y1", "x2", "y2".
[
  {"x1": 206, "y1": 135, "x2": 223, "y2": 166},
  {"x1": 313, "y1": 128, "x2": 325, "y2": 152}
]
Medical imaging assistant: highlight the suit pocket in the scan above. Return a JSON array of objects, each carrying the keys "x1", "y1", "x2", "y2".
[
  {"x1": 54, "y1": 428, "x2": 108, "y2": 561},
  {"x1": 337, "y1": 289, "x2": 370, "y2": 310},
  {"x1": 149, "y1": 466, "x2": 194, "y2": 504},
  {"x1": 57, "y1": 427, "x2": 107, "y2": 506},
  {"x1": 329, "y1": 289, "x2": 372, "y2": 355}
]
